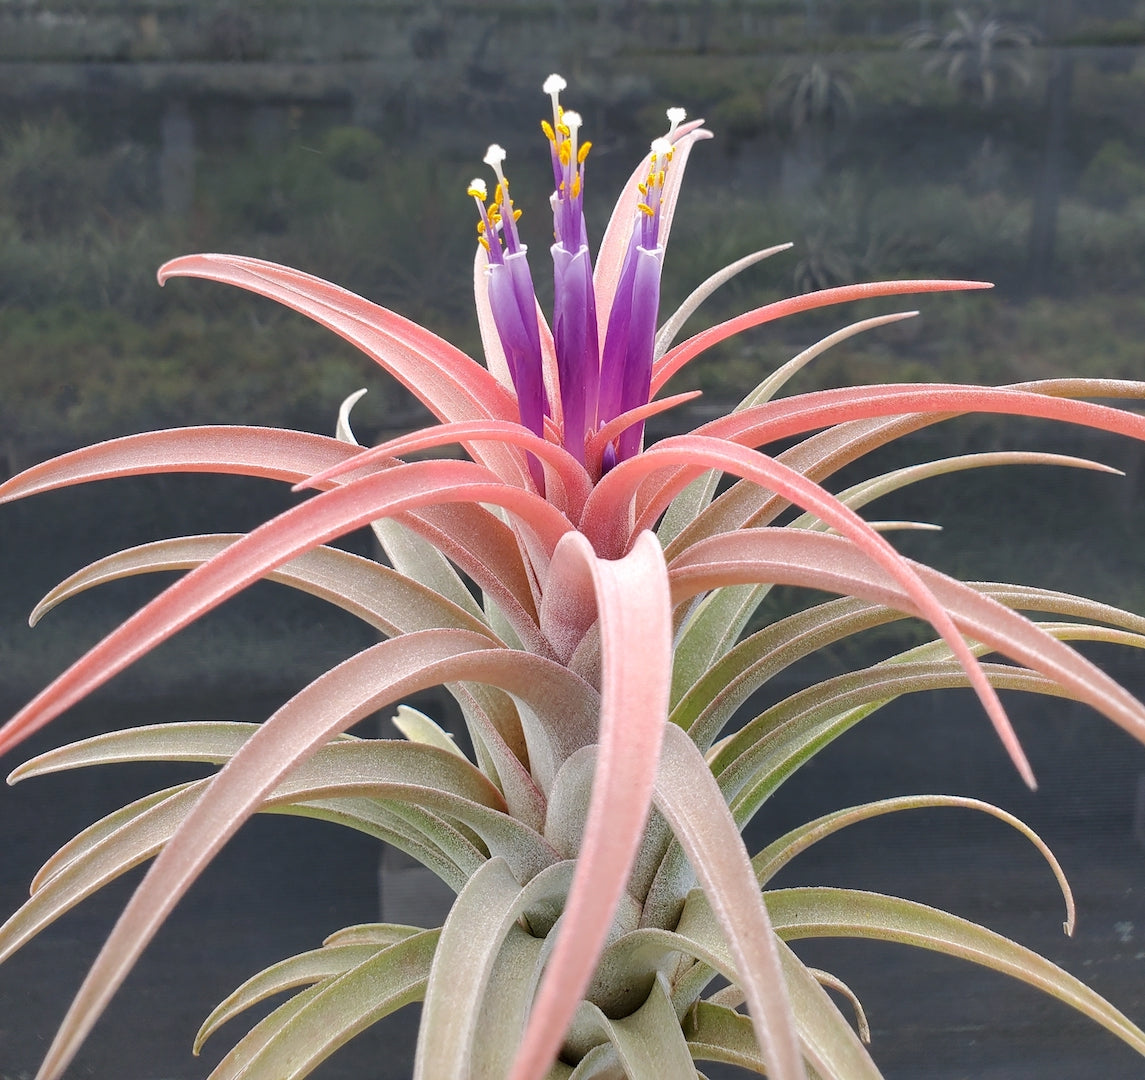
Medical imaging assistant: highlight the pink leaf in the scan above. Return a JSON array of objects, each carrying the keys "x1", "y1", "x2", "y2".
[
  {"x1": 508, "y1": 531, "x2": 673, "y2": 1080},
  {"x1": 586, "y1": 436, "x2": 1035, "y2": 786},
  {"x1": 299, "y1": 419, "x2": 591, "y2": 521},
  {"x1": 642, "y1": 382, "x2": 1145, "y2": 534},
  {"x1": 0, "y1": 426, "x2": 359, "y2": 503},
  {"x1": 703, "y1": 382, "x2": 1145, "y2": 450},
  {"x1": 0, "y1": 459, "x2": 571, "y2": 759},
  {"x1": 669, "y1": 529, "x2": 1145, "y2": 753},
  {"x1": 159, "y1": 255, "x2": 517, "y2": 427},
  {"x1": 652, "y1": 280, "x2": 993, "y2": 392},
  {"x1": 585, "y1": 389, "x2": 703, "y2": 477},
  {"x1": 0, "y1": 427, "x2": 546, "y2": 654}
]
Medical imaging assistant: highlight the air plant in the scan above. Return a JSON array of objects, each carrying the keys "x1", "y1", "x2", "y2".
[{"x1": 4, "y1": 74, "x2": 1145, "y2": 1080}]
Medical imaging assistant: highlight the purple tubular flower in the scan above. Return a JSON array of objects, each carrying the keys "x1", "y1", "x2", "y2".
[
  {"x1": 487, "y1": 251, "x2": 547, "y2": 442},
  {"x1": 598, "y1": 237, "x2": 664, "y2": 464},
  {"x1": 545, "y1": 85, "x2": 600, "y2": 464},
  {"x1": 470, "y1": 150, "x2": 548, "y2": 489},
  {"x1": 552, "y1": 242, "x2": 599, "y2": 464},
  {"x1": 471, "y1": 82, "x2": 684, "y2": 477},
  {"x1": 595, "y1": 135, "x2": 675, "y2": 467},
  {"x1": 614, "y1": 244, "x2": 664, "y2": 462},
  {"x1": 596, "y1": 237, "x2": 639, "y2": 429}
]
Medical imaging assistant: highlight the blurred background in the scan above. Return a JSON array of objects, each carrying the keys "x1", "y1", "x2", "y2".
[{"x1": 2, "y1": 1, "x2": 1145, "y2": 1077}]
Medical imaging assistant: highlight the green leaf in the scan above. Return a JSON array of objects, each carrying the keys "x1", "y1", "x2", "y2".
[
  {"x1": 653, "y1": 725, "x2": 804, "y2": 1080},
  {"x1": 29, "y1": 534, "x2": 496, "y2": 641},
  {"x1": 767, "y1": 887, "x2": 1145, "y2": 1057},
  {"x1": 9, "y1": 722, "x2": 294, "y2": 781},
  {"x1": 670, "y1": 574, "x2": 1145, "y2": 760},
  {"x1": 798, "y1": 450, "x2": 1122, "y2": 536},
  {"x1": 470, "y1": 925, "x2": 548, "y2": 1079},
  {"x1": 195, "y1": 940, "x2": 399, "y2": 1053},
  {"x1": 322, "y1": 923, "x2": 430, "y2": 947},
  {"x1": 12, "y1": 726, "x2": 488, "y2": 883},
  {"x1": 0, "y1": 777, "x2": 474, "y2": 969},
  {"x1": 716, "y1": 662, "x2": 1057, "y2": 826},
  {"x1": 206, "y1": 928, "x2": 440, "y2": 1079},
  {"x1": 266, "y1": 743, "x2": 557, "y2": 883},
  {"x1": 589, "y1": 973, "x2": 697, "y2": 1079},
  {"x1": 414, "y1": 858, "x2": 575, "y2": 1079},
  {"x1": 591, "y1": 914, "x2": 878, "y2": 1076},
  {"x1": 684, "y1": 1000, "x2": 766, "y2": 1073},
  {"x1": 565, "y1": 1043, "x2": 616, "y2": 1079},
  {"x1": 670, "y1": 894, "x2": 880, "y2": 1079},
  {"x1": 669, "y1": 596, "x2": 896, "y2": 752},
  {"x1": 391, "y1": 703, "x2": 468, "y2": 758},
  {"x1": 0, "y1": 783, "x2": 199, "y2": 966},
  {"x1": 751, "y1": 795, "x2": 1075, "y2": 932}
]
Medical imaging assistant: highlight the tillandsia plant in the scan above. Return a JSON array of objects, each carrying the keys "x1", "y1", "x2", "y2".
[{"x1": 5, "y1": 73, "x2": 1145, "y2": 1080}]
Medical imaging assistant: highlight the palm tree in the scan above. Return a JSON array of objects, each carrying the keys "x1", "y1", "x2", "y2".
[
  {"x1": 905, "y1": 6, "x2": 1038, "y2": 105},
  {"x1": 768, "y1": 58, "x2": 856, "y2": 197}
]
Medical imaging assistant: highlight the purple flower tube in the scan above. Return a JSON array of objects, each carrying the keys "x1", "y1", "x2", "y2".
[
  {"x1": 552, "y1": 242, "x2": 599, "y2": 464},
  {"x1": 469, "y1": 148, "x2": 547, "y2": 489}
]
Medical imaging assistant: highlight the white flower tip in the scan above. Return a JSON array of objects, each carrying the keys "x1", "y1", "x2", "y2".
[
  {"x1": 467, "y1": 177, "x2": 487, "y2": 199},
  {"x1": 483, "y1": 144, "x2": 507, "y2": 167},
  {"x1": 563, "y1": 110, "x2": 582, "y2": 130},
  {"x1": 666, "y1": 107, "x2": 687, "y2": 126},
  {"x1": 650, "y1": 137, "x2": 672, "y2": 157},
  {"x1": 543, "y1": 73, "x2": 567, "y2": 95}
]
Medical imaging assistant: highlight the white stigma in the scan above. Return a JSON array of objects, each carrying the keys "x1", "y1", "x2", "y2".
[
  {"x1": 544, "y1": 73, "x2": 567, "y2": 133},
  {"x1": 650, "y1": 137, "x2": 672, "y2": 158},
  {"x1": 665, "y1": 107, "x2": 687, "y2": 137},
  {"x1": 483, "y1": 144, "x2": 507, "y2": 187},
  {"x1": 468, "y1": 177, "x2": 487, "y2": 200}
]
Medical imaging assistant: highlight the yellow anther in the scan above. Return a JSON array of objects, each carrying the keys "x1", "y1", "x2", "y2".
[
  {"x1": 571, "y1": 173, "x2": 581, "y2": 198},
  {"x1": 479, "y1": 236, "x2": 491, "y2": 252},
  {"x1": 577, "y1": 140, "x2": 592, "y2": 164},
  {"x1": 513, "y1": 208, "x2": 523, "y2": 221},
  {"x1": 559, "y1": 142, "x2": 571, "y2": 167},
  {"x1": 557, "y1": 122, "x2": 570, "y2": 137},
  {"x1": 638, "y1": 182, "x2": 648, "y2": 195},
  {"x1": 466, "y1": 186, "x2": 484, "y2": 200},
  {"x1": 637, "y1": 202, "x2": 654, "y2": 217},
  {"x1": 541, "y1": 119, "x2": 556, "y2": 142},
  {"x1": 476, "y1": 220, "x2": 486, "y2": 234}
]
